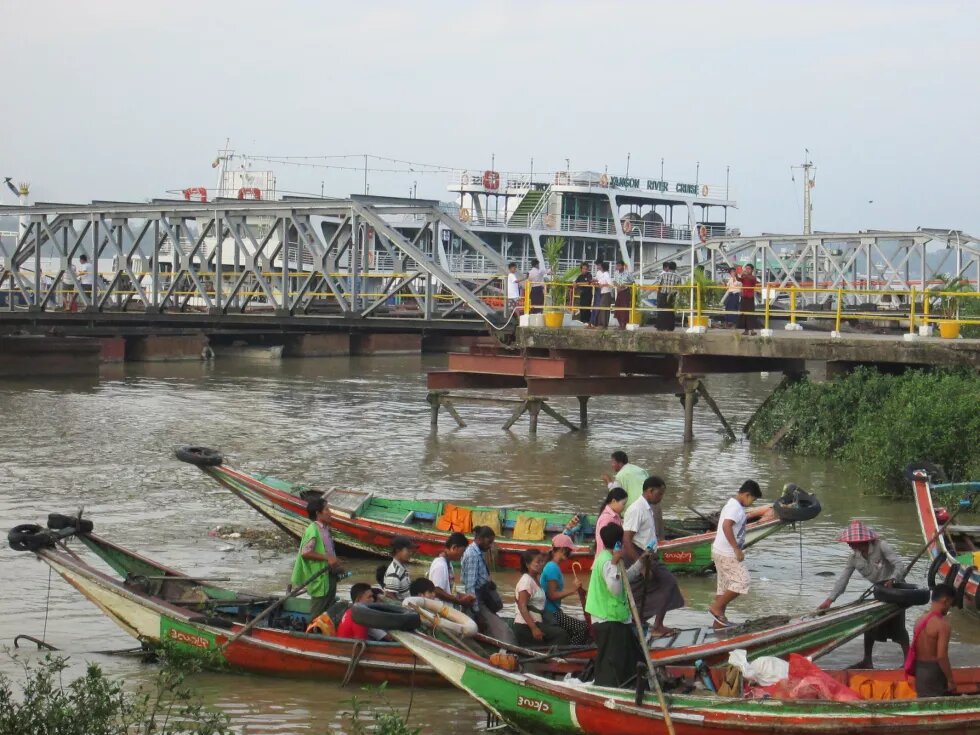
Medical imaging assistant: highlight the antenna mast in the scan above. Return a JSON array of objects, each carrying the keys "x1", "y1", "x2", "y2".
[{"x1": 792, "y1": 150, "x2": 816, "y2": 234}]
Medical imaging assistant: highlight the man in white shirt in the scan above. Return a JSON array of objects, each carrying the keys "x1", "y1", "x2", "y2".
[
  {"x1": 506, "y1": 262, "x2": 523, "y2": 315},
  {"x1": 527, "y1": 258, "x2": 546, "y2": 315},
  {"x1": 622, "y1": 476, "x2": 684, "y2": 636},
  {"x1": 592, "y1": 262, "x2": 614, "y2": 328},
  {"x1": 709, "y1": 480, "x2": 763, "y2": 628},
  {"x1": 427, "y1": 532, "x2": 475, "y2": 607}
]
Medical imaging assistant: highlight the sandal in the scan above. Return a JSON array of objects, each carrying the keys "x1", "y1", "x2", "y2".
[{"x1": 710, "y1": 612, "x2": 733, "y2": 628}]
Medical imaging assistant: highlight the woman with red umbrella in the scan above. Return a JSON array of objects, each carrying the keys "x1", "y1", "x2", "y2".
[{"x1": 540, "y1": 534, "x2": 591, "y2": 644}]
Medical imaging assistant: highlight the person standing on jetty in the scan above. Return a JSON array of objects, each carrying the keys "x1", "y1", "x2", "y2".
[
  {"x1": 735, "y1": 263, "x2": 758, "y2": 335},
  {"x1": 292, "y1": 496, "x2": 344, "y2": 619},
  {"x1": 708, "y1": 480, "x2": 762, "y2": 628},
  {"x1": 818, "y1": 519, "x2": 909, "y2": 668},
  {"x1": 906, "y1": 584, "x2": 956, "y2": 697},
  {"x1": 527, "y1": 259, "x2": 546, "y2": 314}
]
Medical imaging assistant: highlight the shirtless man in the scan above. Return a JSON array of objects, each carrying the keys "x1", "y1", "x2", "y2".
[{"x1": 907, "y1": 584, "x2": 955, "y2": 697}]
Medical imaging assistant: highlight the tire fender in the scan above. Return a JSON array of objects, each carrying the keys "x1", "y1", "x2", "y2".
[
  {"x1": 8, "y1": 524, "x2": 53, "y2": 552},
  {"x1": 351, "y1": 603, "x2": 421, "y2": 632},
  {"x1": 954, "y1": 566, "x2": 976, "y2": 610},
  {"x1": 927, "y1": 554, "x2": 946, "y2": 589},
  {"x1": 174, "y1": 446, "x2": 224, "y2": 467}
]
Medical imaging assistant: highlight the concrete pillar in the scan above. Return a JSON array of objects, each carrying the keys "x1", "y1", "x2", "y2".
[
  {"x1": 0, "y1": 336, "x2": 101, "y2": 377},
  {"x1": 125, "y1": 335, "x2": 207, "y2": 362},
  {"x1": 680, "y1": 378, "x2": 699, "y2": 443},
  {"x1": 421, "y1": 334, "x2": 486, "y2": 353},
  {"x1": 98, "y1": 337, "x2": 126, "y2": 363},
  {"x1": 528, "y1": 399, "x2": 541, "y2": 434},
  {"x1": 351, "y1": 333, "x2": 422, "y2": 355},
  {"x1": 283, "y1": 333, "x2": 351, "y2": 357}
]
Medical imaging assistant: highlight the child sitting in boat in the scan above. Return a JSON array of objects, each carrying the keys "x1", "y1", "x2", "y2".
[
  {"x1": 409, "y1": 577, "x2": 438, "y2": 600},
  {"x1": 337, "y1": 583, "x2": 375, "y2": 640}
]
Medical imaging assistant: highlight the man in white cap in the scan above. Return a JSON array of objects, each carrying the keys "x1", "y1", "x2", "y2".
[{"x1": 818, "y1": 519, "x2": 909, "y2": 668}]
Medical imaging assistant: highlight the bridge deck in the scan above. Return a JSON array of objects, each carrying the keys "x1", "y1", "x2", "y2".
[{"x1": 518, "y1": 327, "x2": 980, "y2": 371}]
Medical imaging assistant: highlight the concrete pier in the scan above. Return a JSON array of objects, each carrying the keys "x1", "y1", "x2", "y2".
[{"x1": 0, "y1": 336, "x2": 101, "y2": 377}]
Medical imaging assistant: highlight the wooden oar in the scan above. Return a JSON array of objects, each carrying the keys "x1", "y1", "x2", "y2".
[
  {"x1": 219, "y1": 565, "x2": 330, "y2": 651},
  {"x1": 571, "y1": 561, "x2": 592, "y2": 632},
  {"x1": 857, "y1": 498, "x2": 971, "y2": 603},
  {"x1": 619, "y1": 559, "x2": 676, "y2": 735}
]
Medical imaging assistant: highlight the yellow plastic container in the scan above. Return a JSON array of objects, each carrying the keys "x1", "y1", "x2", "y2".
[
  {"x1": 973, "y1": 551, "x2": 980, "y2": 568},
  {"x1": 938, "y1": 321, "x2": 961, "y2": 339},
  {"x1": 543, "y1": 312, "x2": 564, "y2": 328}
]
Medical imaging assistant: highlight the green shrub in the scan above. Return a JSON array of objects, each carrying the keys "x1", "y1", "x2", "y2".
[
  {"x1": 749, "y1": 368, "x2": 980, "y2": 495},
  {"x1": 0, "y1": 652, "x2": 231, "y2": 735}
]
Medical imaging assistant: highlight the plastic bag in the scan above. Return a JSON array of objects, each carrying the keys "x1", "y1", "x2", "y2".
[
  {"x1": 749, "y1": 654, "x2": 862, "y2": 702},
  {"x1": 727, "y1": 649, "x2": 790, "y2": 686}
]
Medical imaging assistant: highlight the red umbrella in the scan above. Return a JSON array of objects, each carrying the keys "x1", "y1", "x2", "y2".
[{"x1": 571, "y1": 561, "x2": 592, "y2": 634}]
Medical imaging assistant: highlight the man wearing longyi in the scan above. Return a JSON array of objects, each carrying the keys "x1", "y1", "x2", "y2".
[{"x1": 291, "y1": 496, "x2": 344, "y2": 619}]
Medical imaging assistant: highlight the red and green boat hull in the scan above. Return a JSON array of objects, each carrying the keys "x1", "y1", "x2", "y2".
[
  {"x1": 198, "y1": 463, "x2": 788, "y2": 573},
  {"x1": 396, "y1": 632, "x2": 980, "y2": 734}
]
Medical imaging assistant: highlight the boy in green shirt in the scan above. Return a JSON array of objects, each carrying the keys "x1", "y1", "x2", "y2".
[{"x1": 291, "y1": 497, "x2": 343, "y2": 619}]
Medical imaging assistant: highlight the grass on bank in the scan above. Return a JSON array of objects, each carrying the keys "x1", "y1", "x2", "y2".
[{"x1": 748, "y1": 367, "x2": 980, "y2": 495}]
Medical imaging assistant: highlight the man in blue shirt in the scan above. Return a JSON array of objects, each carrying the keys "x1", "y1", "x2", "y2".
[{"x1": 461, "y1": 526, "x2": 516, "y2": 644}]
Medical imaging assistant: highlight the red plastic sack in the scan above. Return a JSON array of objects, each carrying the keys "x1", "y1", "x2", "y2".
[{"x1": 748, "y1": 654, "x2": 862, "y2": 702}]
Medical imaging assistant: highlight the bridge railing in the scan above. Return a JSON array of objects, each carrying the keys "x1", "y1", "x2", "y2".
[{"x1": 519, "y1": 280, "x2": 980, "y2": 338}]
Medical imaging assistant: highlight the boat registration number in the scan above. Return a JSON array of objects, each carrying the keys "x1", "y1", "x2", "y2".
[
  {"x1": 517, "y1": 695, "x2": 552, "y2": 714},
  {"x1": 662, "y1": 551, "x2": 693, "y2": 564}
]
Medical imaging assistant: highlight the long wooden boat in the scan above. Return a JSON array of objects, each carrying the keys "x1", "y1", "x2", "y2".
[
  {"x1": 182, "y1": 449, "x2": 802, "y2": 573},
  {"x1": 9, "y1": 518, "x2": 904, "y2": 679},
  {"x1": 911, "y1": 468, "x2": 979, "y2": 617},
  {"x1": 14, "y1": 524, "x2": 446, "y2": 686},
  {"x1": 396, "y1": 631, "x2": 980, "y2": 735}
]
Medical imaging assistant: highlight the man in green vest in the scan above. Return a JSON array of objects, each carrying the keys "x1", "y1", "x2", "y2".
[
  {"x1": 585, "y1": 522, "x2": 646, "y2": 687},
  {"x1": 292, "y1": 496, "x2": 344, "y2": 620}
]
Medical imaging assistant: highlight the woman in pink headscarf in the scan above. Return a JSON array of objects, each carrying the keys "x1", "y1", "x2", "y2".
[{"x1": 594, "y1": 486, "x2": 628, "y2": 554}]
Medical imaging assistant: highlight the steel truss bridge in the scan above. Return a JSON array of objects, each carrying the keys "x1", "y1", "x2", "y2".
[
  {"x1": 0, "y1": 195, "x2": 509, "y2": 329},
  {"x1": 647, "y1": 228, "x2": 980, "y2": 302}
]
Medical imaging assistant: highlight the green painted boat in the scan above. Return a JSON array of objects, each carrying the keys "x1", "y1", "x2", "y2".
[
  {"x1": 179, "y1": 448, "x2": 805, "y2": 573},
  {"x1": 395, "y1": 632, "x2": 980, "y2": 735}
]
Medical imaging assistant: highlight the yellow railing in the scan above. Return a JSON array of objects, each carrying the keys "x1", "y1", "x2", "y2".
[{"x1": 513, "y1": 280, "x2": 980, "y2": 333}]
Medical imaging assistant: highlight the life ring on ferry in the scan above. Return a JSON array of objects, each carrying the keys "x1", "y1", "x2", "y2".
[
  {"x1": 622, "y1": 218, "x2": 634, "y2": 234},
  {"x1": 403, "y1": 596, "x2": 478, "y2": 637},
  {"x1": 237, "y1": 187, "x2": 262, "y2": 200},
  {"x1": 599, "y1": 173, "x2": 610, "y2": 187},
  {"x1": 698, "y1": 225, "x2": 709, "y2": 243},
  {"x1": 701, "y1": 185, "x2": 709, "y2": 197},
  {"x1": 183, "y1": 187, "x2": 208, "y2": 202},
  {"x1": 482, "y1": 170, "x2": 500, "y2": 190},
  {"x1": 459, "y1": 207, "x2": 471, "y2": 223}
]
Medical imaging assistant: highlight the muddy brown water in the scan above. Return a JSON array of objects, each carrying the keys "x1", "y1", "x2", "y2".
[{"x1": 1, "y1": 356, "x2": 977, "y2": 733}]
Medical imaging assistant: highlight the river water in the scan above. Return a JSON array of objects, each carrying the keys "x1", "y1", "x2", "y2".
[{"x1": 1, "y1": 355, "x2": 977, "y2": 734}]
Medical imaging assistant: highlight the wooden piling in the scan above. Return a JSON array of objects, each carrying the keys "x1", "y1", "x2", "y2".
[
  {"x1": 577, "y1": 396, "x2": 589, "y2": 429},
  {"x1": 695, "y1": 382, "x2": 737, "y2": 441}
]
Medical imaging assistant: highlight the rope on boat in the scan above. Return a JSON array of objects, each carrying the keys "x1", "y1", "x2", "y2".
[
  {"x1": 41, "y1": 563, "x2": 52, "y2": 648},
  {"x1": 341, "y1": 640, "x2": 367, "y2": 687},
  {"x1": 13, "y1": 635, "x2": 58, "y2": 651}
]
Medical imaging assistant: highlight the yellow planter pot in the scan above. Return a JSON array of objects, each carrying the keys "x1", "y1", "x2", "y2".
[
  {"x1": 543, "y1": 312, "x2": 565, "y2": 328},
  {"x1": 691, "y1": 316, "x2": 709, "y2": 328},
  {"x1": 938, "y1": 321, "x2": 961, "y2": 339}
]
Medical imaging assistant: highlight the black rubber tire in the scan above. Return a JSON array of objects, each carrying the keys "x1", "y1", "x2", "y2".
[
  {"x1": 954, "y1": 567, "x2": 976, "y2": 609},
  {"x1": 8, "y1": 524, "x2": 53, "y2": 552},
  {"x1": 903, "y1": 461, "x2": 947, "y2": 485},
  {"x1": 774, "y1": 484, "x2": 822, "y2": 523},
  {"x1": 174, "y1": 446, "x2": 224, "y2": 467},
  {"x1": 351, "y1": 603, "x2": 421, "y2": 632},
  {"x1": 872, "y1": 581, "x2": 931, "y2": 607},
  {"x1": 941, "y1": 563, "x2": 961, "y2": 589},
  {"x1": 927, "y1": 554, "x2": 946, "y2": 589},
  {"x1": 46, "y1": 513, "x2": 94, "y2": 534}
]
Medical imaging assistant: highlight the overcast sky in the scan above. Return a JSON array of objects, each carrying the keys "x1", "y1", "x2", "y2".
[{"x1": 2, "y1": 1, "x2": 978, "y2": 235}]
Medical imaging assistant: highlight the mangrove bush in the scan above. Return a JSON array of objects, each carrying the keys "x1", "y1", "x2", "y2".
[{"x1": 749, "y1": 368, "x2": 980, "y2": 495}]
